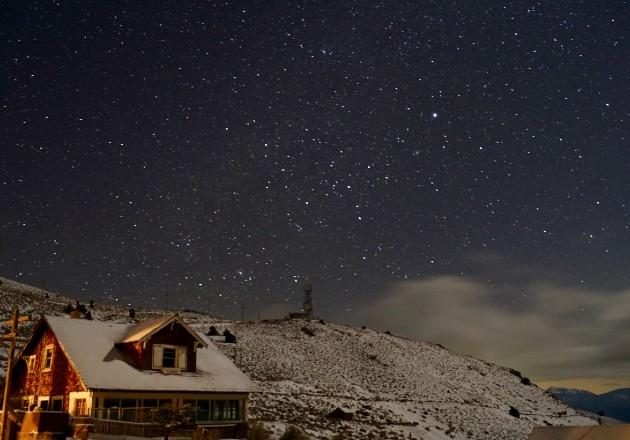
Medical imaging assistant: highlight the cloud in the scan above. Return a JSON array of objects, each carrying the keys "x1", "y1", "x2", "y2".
[{"x1": 353, "y1": 275, "x2": 630, "y2": 391}]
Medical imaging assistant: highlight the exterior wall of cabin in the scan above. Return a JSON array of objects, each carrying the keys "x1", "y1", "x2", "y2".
[
  {"x1": 137, "y1": 322, "x2": 198, "y2": 371},
  {"x1": 10, "y1": 326, "x2": 85, "y2": 412},
  {"x1": 115, "y1": 341, "x2": 144, "y2": 369}
]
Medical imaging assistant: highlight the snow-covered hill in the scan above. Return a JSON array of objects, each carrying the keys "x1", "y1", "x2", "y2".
[{"x1": 1, "y1": 277, "x2": 597, "y2": 439}]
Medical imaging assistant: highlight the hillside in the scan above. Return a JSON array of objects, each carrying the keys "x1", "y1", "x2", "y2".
[{"x1": 1, "y1": 277, "x2": 597, "y2": 440}]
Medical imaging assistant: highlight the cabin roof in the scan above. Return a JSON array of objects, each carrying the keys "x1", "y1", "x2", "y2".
[
  {"x1": 117, "y1": 313, "x2": 208, "y2": 348},
  {"x1": 41, "y1": 315, "x2": 258, "y2": 393}
]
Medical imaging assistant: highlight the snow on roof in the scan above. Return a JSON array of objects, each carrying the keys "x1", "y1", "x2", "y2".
[
  {"x1": 117, "y1": 313, "x2": 208, "y2": 348},
  {"x1": 44, "y1": 315, "x2": 259, "y2": 393}
]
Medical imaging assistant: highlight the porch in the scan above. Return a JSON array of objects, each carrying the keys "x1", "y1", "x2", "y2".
[{"x1": 69, "y1": 407, "x2": 247, "y2": 440}]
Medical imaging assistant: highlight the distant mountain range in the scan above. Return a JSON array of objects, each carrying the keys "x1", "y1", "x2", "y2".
[
  {"x1": 548, "y1": 387, "x2": 630, "y2": 422},
  {"x1": 0, "y1": 276, "x2": 604, "y2": 440}
]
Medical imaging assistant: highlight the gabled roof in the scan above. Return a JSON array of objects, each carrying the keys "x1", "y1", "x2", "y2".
[
  {"x1": 529, "y1": 424, "x2": 630, "y2": 440},
  {"x1": 39, "y1": 315, "x2": 258, "y2": 393},
  {"x1": 117, "y1": 314, "x2": 208, "y2": 348}
]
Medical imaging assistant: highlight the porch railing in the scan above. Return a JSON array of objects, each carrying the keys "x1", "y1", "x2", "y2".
[
  {"x1": 92, "y1": 418, "x2": 156, "y2": 437},
  {"x1": 91, "y1": 406, "x2": 240, "y2": 424}
]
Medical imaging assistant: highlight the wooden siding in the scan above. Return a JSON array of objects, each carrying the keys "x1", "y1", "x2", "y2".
[
  {"x1": 121, "y1": 321, "x2": 199, "y2": 371},
  {"x1": 11, "y1": 326, "x2": 85, "y2": 412},
  {"x1": 115, "y1": 341, "x2": 143, "y2": 369}
]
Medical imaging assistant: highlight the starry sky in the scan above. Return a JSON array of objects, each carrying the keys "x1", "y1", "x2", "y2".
[{"x1": 2, "y1": 1, "x2": 629, "y2": 392}]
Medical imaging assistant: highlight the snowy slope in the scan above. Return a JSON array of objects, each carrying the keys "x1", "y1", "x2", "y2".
[
  {"x1": 1, "y1": 277, "x2": 597, "y2": 440},
  {"x1": 203, "y1": 319, "x2": 595, "y2": 440}
]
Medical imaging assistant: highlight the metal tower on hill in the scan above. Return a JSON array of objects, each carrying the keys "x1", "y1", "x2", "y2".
[{"x1": 302, "y1": 284, "x2": 314, "y2": 318}]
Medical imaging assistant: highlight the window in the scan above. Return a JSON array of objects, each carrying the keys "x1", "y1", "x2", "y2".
[
  {"x1": 75, "y1": 398, "x2": 88, "y2": 416},
  {"x1": 103, "y1": 398, "x2": 119, "y2": 408},
  {"x1": 152, "y1": 344, "x2": 187, "y2": 370},
  {"x1": 180, "y1": 399, "x2": 211, "y2": 422},
  {"x1": 103, "y1": 398, "x2": 120, "y2": 420},
  {"x1": 212, "y1": 400, "x2": 240, "y2": 421},
  {"x1": 26, "y1": 355, "x2": 37, "y2": 373},
  {"x1": 225, "y1": 400, "x2": 239, "y2": 420},
  {"x1": 51, "y1": 396, "x2": 63, "y2": 411},
  {"x1": 142, "y1": 399, "x2": 158, "y2": 408},
  {"x1": 197, "y1": 400, "x2": 210, "y2": 421},
  {"x1": 42, "y1": 345, "x2": 54, "y2": 371},
  {"x1": 162, "y1": 348, "x2": 176, "y2": 368},
  {"x1": 120, "y1": 398, "x2": 138, "y2": 421}
]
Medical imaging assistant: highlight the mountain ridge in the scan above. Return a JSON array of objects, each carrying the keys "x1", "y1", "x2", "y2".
[{"x1": 548, "y1": 387, "x2": 630, "y2": 423}]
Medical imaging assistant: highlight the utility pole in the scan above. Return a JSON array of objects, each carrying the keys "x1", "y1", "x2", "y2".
[{"x1": 1, "y1": 307, "x2": 30, "y2": 440}]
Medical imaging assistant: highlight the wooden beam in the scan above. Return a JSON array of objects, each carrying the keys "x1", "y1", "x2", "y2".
[
  {"x1": 1, "y1": 308, "x2": 30, "y2": 440},
  {"x1": 3, "y1": 315, "x2": 30, "y2": 325}
]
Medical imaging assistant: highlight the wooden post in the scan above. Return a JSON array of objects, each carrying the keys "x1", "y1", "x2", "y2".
[{"x1": 1, "y1": 307, "x2": 30, "y2": 440}]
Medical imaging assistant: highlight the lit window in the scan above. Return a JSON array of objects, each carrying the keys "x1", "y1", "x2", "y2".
[
  {"x1": 26, "y1": 355, "x2": 37, "y2": 373},
  {"x1": 42, "y1": 345, "x2": 54, "y2": 371},
  {"x1": 75, "y1": 399, "x2": 88, "y2": 416}
]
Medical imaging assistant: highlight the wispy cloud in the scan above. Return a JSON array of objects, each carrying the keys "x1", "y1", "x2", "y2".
[{"x1": 353, "y1": 275, "x2": 630, "y2": 392}]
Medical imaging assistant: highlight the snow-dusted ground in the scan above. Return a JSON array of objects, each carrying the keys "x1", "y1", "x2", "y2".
[
  {"x1": 1, "y1": 277, "x2": 597, "y2": 440},
  {"x1": 202, "y1": 319, "x2": 595, "y2": 440}
]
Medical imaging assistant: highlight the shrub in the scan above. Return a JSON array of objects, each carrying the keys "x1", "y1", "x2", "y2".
[
  {"x1": 223, "y1": 329, "x2": 237, "y2": 343},
  {"x1": 75, "y1": 301, "x2": 87, "y2": 313},
  {"x1": 301, "y1": 326, "x2": 315, "y2": 336},
  {"x1": 509, "y1": 368, "x2": 523, "y2": 379},
  {"x1": 280, "y1": 425, "x2": 310, "y2": 440},
  {"x1": 247, "y1": 421, "x2": 271, "y2": 440}
]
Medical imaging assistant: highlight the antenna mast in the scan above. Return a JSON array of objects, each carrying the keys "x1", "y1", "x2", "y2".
[{"x1": 302, "y1": 284, "x2": 314, "y2": 318}]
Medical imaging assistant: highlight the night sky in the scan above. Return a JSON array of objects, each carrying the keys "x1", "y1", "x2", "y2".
[{"x1": 2, "y1": 1, "x2": 629, "y2": 392}]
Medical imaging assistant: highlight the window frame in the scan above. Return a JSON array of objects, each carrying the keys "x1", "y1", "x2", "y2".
[
  {"x1": 212, "y1": 399, "x2": 240, "y2": 421},
  {"x1": 26, "y1": 355, "x2": 37, "y2": 373},
  {"x1": 162, "y1": 347, "x2": 177, "y2": 368},
  {"x1": 74, "y1": 398, "x2": 88, "y2": 416},
  {"x1": 42, "y1": 345, "x2": 54, "y2": 371},
  {"x1": 51, "y1": 396, "x2": 63, "y2": 411},
  {"x1": 152, "y1": 344, "x2": 187, "y2": 370}
]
